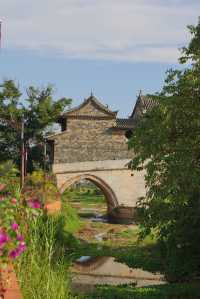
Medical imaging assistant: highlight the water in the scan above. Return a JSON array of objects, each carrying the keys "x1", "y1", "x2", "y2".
[
  {"x1": 76, "y1": 256, "x2": 92, "y2": 263},
  {"x1": 90, "y1": 214, "x2": 108, "y2": 223},
  {"x1": 71, "y1": 256, "x2": 166, "y2": 294},
  {"x1": 79, "y1": 207, "x2": 108, "y2": 223},
  {"x1": 71, "y1": 202, "x2": 166, "y2": 294}
]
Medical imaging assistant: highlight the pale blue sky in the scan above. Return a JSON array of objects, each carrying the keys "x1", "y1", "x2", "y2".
[{"x1": 0, "y1": 0, "x2": 199, "y2": 117}]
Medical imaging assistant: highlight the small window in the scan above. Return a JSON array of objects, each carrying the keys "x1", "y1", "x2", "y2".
[
  {"x1": 125, "y1": 130, "x2": 133, "y2": 140},
  {"x1": 61, "y1": 119, "x2": 67, "y2": 131}
]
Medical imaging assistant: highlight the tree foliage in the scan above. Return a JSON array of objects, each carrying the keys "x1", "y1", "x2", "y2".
[
  {"x1": 0, "y1": 80, "x2": 71, "y2": 171},
  {"x1": 129, "y1": 18, "x2": 200, "y2": 280}
]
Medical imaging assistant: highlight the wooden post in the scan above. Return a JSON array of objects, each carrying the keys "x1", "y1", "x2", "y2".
[
  {"x1": 44, "y1": 138, "x2": 47, "y2": 173},
  {"x1": 43, "y1": 138, "x2": 47, "y2": 204},
  {"x1": 20, "y1": 117, "x2": 25, "y2": 189},
  {"x1": 24, "y1": 144, "x2": 28, "y2": 178}
]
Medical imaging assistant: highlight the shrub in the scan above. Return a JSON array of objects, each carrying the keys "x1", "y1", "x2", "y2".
[{"x1": 23, "y1": 170, "x2": 60, "y2": 205}]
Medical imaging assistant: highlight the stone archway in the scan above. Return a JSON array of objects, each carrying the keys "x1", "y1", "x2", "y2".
[
  {"x1": 48, "y1": 95, "x2": 148, "y2": 223},
  {"x1": 60, "y1": 173, "x2": 119, "y2": 213}
]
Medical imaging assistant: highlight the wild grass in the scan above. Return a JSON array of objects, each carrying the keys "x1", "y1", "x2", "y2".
[
  {"x1": 62, "y1": 201, "x2": 83, "y2": 233},
  {"x1": 14, "y1": 189, "x2": 200, "y2": 299},
  {"x1": 15, "y1": 213, "x2": 79, "y2": 299},
  {"x1": 63, "y1": 188, "x2": 105, "y2": 205}
]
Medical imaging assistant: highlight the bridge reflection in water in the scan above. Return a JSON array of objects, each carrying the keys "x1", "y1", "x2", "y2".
[{"x1": 71, "y1": 256, "x2": 166, "y2": 294}]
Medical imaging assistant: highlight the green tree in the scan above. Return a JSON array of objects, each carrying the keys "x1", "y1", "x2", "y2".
[
  {"x1": 0, "y1": 80, "x2": 71, "y2": 171},
  {"x1": 129, "y1": 18, "x2": 200, "y2": 281}
]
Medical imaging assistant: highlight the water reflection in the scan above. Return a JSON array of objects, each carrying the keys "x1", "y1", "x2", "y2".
[{"x1": 71, "y1": 256, "x2": 166, "y2": 293}]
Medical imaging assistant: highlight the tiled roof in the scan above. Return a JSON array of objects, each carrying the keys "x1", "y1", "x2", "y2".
[
  {"x1": 140, "y1": 95, "x2": 156, "y2": 109},
  {"x1": 116, "y1": 118, "x2": 135, "y2": 129},
  {"x1": 130, "y1": 94, "x2": 156, "y2": 119},
  {"x1": 112, "y1": 94, "x2": 155, "y2": 131},
  {"x1": 61, "y1": 95, "x2": 118, "y2": 117}
]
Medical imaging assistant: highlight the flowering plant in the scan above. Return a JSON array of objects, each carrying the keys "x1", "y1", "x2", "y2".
[{"x1": 0, "y1": 183, "x2": 42, "y2": 269}]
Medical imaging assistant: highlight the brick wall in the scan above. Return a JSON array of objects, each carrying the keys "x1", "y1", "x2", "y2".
[
  {"x1": 53, "y1": 100, "x2": 133, "y2": 164},
  {"x1": 54, "y1": 117, "x2": 132, "y2": 163}
]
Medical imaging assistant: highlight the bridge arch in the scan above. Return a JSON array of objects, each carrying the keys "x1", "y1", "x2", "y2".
[{"x1": 59, "y1": 173, "x2": 119, "y2": 212}]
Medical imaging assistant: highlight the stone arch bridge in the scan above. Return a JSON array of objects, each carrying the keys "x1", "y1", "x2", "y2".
[{"x1": 48, "y1": 94, "x2": 152, "y2": 222}]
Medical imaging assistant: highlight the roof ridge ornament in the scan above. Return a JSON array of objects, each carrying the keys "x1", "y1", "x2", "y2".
[{"x1": 59, "y1": 94, "x2": 118, "y2": 117}]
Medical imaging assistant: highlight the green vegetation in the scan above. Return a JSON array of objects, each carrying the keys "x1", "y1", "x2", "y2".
[
  {"x1": 60, "y1": 183, "x2": 200, "y2": 298},
  {"x1": 68, "y1": 240, "x2": 163, "y2": 274},
  {"x1": 63, "y1": 185, "x2": 107, "y2": 220},
  {"x1": 16, "y1": 212, "x2": 79, "y2": 299},
  {"x1": 64, "y1": 186, "x2": 105, "y2": 205},
  {"x1": 129, "y1": 18, "x2": 200, "y2": 281},
  {"x1": 13, "y1": 192, "x2": 200, "y2": 299},
  {"x1": 11, "y1": 173, "x2": 82, "y2": 299},
  {"x1": 1, "y1": 161, "x2": 200, "y2": 299},
  {"x1": 62, "y1": 202, "x2": 83, "y2": 233},
  {"x1": 116, "y1": 228, "x2": 138, "y2": 238},
  {"x1": 0, "y1": 80, "x2": 71, "y2": 171},
  {"x1": 85, "y1": 283, "x2": 200, "y2": 299},
  {"x1": 0, "y1": 160, "x2": 19, "y2": 180},
  {"x1": 0, "y1": 160, "x2": 19, "y2": 193},
  {"x1": 24, "y1": 170, "x2": 59, "y2": 205}
]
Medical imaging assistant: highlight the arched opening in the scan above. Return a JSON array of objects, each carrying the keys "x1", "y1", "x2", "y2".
[{"x1": 60, "y1": 174, "x2": 118, "y2": 221}]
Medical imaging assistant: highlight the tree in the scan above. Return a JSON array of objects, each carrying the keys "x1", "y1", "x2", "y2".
[
  {"x1": 0, "y1": 80, "x2": 71, "y2": 172},
  {"x1": 129, "y1": 18, "x2": 200, "y2": 281}
]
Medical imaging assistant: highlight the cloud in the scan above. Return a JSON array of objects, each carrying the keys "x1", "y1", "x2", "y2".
[{"x1": 1, "y1": 0, "x2": 199, "y2": 63}]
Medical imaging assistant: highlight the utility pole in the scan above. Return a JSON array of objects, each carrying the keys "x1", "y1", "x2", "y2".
[
  {"x1": 20, "y1": 117, "x2": 25, "y2": 188},
  {"x1": 44, "y1": 138, "x2": 47, "y2": 173},
  {"x1": 43, "y1": 138, "x2": 47, "y2": 205},
  {"x1": 24, "y1": 144, "x2": 28, "y2": 177}
]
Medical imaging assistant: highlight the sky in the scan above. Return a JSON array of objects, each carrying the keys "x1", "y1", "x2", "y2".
[{"x1": 0, "y1": 0, "x2": 200, "y2": 117}]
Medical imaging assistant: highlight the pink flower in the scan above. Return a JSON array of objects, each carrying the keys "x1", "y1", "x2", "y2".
[
  {"x1": 17, "y1": 242, "x2": 26, "y2": 254},
  {"x1": 11, "y1": 198, "x2": 17, "y2": 204},
  {"x1": 11, "y1": 222, "x2": 19, "y2": 231},
  {"x1": 16, "y1": 234, "x2": 24, "y2": 241},
  {"x1": 9, "y1": 242, "x2": 26, "y2": 259},
  {"x1": 0, "y1": 196, "x2": 5, "y2": 201},
  {"x1": 9, "y1": 249, "x2": 20, "y2": 259},
  {"x1": 27, "y1": 198, "x2": 42, "y2": 209},
  {"x1": 0, "y1": 183, "x2": 6, "y2": 191},
  {"x1": 0, "y1": 231, "x2": 10, "y2": 247}
]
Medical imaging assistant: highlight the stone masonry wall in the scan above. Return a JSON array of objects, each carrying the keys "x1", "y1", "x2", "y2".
[{"x1": 54, "y1": 117, "x2": 133, "y2": 164}]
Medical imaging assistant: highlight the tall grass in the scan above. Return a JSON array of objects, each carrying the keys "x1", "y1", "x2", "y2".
[
  {"x1": 62, "y1": 202, "x2": 83, "y2": 234},
  {"x1": 16, "y1": 214, "x2": 78, "y2": 299}
]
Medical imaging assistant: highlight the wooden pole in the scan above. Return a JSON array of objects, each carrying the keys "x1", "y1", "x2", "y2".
[
  {"x1": 24, "y1": 144, "x2": 28, "y2": 177},
  {"x1": 44, "y1": 138, "x2": 47, "y2": 173},
  {"x1": 20, "y1": 117, "x2": 25, "y2": 189},
  {"x1": 43, "y1": 138, "x2": 47, "y2": 205}
]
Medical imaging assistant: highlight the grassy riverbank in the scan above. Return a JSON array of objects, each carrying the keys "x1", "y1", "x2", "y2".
[
  {"x1": 62, "y1": 188, "x2": 200, "y2": 299},
  {"x1": 15, "y1": 187, "x2": 200, "y2": 299}
]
